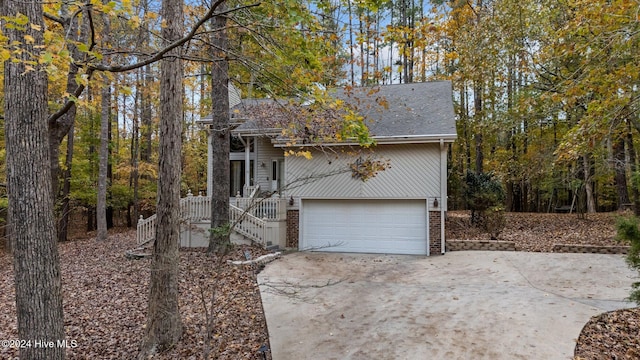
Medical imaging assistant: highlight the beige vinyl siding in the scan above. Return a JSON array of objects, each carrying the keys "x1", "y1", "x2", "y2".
[
  {"x1": 285, "y1": 144, "x2": 440, "y2": 199},
  {"x1": 255, "y1": 137, "x2": 285, "y2": 192}
]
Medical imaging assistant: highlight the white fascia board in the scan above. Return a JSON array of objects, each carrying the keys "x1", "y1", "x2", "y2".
[
  {"x1": 272, "y1": 134, "x2": 458, "y2": 147},
  {"x1": 232, "y1": 128, "x2": 282, "y2": 137}
]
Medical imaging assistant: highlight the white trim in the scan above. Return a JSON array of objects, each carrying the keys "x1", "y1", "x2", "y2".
[
  {"x1": 440, "y1": 139, "x2": 447, "y2": 254},
  {"x1": 294, "y1": 196, "x2": 433, "y2": 200},
  {"x1": 426, "y1": 198, "x2": 430, "y2": 257},
  {"x1": 272, "y1": 134, "x2": 457, "y2": 147},
  {"x1": 229, "y1": 153, "x2": 256, "y2": 161}
]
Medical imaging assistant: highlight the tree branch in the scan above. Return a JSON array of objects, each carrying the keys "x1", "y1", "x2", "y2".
[
  {"x1": 43, "y1": 12, "x2": 65, "y2": 26},
  {"x1": 85, "y1": 1, "x2": 260, "y2": 73},
  {"x1": 49, "y1": 2, "x2": 259, "y2": 125}
]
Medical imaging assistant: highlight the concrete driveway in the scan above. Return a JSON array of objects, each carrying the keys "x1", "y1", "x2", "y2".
[{"x1": 258, "y1": 251, "x2": 638, "y2": 360}]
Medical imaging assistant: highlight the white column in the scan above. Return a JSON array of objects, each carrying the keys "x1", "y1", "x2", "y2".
[
  {"x1": 207, "y1": 129, "x2": 213, "y2": 196},
  {"x1": 440, "y1": 139, "x2": 447, "y2": 254},
  {"x1": 244, "y1": 137, "x2": 251, "y2": 194}
]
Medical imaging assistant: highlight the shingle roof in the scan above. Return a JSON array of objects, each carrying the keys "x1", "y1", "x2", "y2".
[
  {"x1": 332, "y1": 81, "x2": 456, "y2": 138},
  {"x1": 206, "y1": 81, "x2": 457, "y2": 141}
]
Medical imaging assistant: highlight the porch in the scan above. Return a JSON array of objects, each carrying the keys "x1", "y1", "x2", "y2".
[{"x1": 136, "y1": 190, "x2": 288, "y2": 249}]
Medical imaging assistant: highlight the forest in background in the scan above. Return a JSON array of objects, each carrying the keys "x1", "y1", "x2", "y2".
[{"x1": 0, "y1": 0, "x2": 638, "y2": 238}]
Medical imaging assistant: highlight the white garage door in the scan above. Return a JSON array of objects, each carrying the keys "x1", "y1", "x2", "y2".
[{"x1": 301, "y1": 199, "x2": 428, "y2": 255}]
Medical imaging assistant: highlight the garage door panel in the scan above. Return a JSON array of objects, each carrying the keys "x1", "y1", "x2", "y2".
[{"x1": 301, "y1": 199, "x2": 427, "y2": 255}]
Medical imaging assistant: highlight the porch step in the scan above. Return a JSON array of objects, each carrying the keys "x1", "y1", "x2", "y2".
[{"x1": 265, "y1": 243, "x2": 280, "y2": 251}]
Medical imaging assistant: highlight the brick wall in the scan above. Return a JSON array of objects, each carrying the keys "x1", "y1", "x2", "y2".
[
  {"x1": 429, "y1": 211, "x2": 442, "y2": 255},
  {"x1": 286, "y1": 210, "x2": 299, "y2": 248}
]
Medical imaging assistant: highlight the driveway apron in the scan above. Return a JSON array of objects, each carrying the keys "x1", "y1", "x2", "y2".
[{"x1": 258, "y1": 251, "x2": 637, "y2": 360}]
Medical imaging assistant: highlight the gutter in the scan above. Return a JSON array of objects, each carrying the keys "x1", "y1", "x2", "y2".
[{"x1": 271, "y1": 133, "x2": 458, "y2": 147}]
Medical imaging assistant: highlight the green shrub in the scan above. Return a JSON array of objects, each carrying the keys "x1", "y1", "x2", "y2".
[{"x1": 616, "y1": 215, "x2": 640, "y2": 304}]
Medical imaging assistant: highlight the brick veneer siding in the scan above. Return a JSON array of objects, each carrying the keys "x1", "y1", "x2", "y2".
[
  {"x1": 429, "y1": 211, "x2": 442, "y2": 255},
  {"x1": 286, "y1": 210, "x2": 299, "y2": 248}
]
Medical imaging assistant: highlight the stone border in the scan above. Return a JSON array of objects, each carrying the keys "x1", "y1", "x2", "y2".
[
  {"x1": 446, "y1": 240, "x2": 516, "y2": 252},
  {"x1": 445, "y1": 240, "x2": 631, "y2": 254},
  {"x1": 552, "y1": 244, "x2": 630, "y2": 255}
]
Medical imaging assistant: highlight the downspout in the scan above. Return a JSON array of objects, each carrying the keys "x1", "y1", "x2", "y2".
[
  {"x1": 426, "y1": 198, "x2": 430, "y2": 256},
  {"x1": 440, "y1": 139, "x2": 446, "y2": 255}
]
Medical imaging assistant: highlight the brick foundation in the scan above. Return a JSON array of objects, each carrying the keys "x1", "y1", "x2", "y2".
[
  {"x1": 429, "y1": 211, "x2": 442, "y2": 255},
  {"x1": 286, "y1": 210, "x2": 299, "y2": 248}
]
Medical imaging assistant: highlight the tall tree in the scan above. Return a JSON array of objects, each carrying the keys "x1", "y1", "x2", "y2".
[
  {"x1": 2, "y1": 0, "x2": 66, "y2": 358},
  {"x1": 97, "y1": 81, "x2": 110, "y2": 241},
  {"x1": 208, "y1": 2, "x2": 231, "y2": 252},
  {"x1": 139, "y1": 0, "x2": 184, "y2": 354},
  {"x1": 97, "y1": 6, "x2": 113, "y2": 241},
  {"x1": 57, "y1": 5, "x2": 89, "y2": 241}
]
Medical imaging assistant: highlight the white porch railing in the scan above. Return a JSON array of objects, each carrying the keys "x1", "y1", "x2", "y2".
[
  {"x1": 233, "y1": 195, "x2": 286, "y2": 220},
  {"x1": 229, "y1": 205, "x2": 267, "y2": 245},
  {"x1": 136, "y1": 214, "x2": 156, "y2": 246},
  {"x1": 136, "y1": 191, "x2": 286, "y2": 247}
]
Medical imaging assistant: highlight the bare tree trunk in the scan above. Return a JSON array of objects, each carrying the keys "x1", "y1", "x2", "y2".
[
  {"x1": 107, "y1": 99, "x2": 114, "y2": 229},
  {"x1": 58, "y1": 123, "x2": 75, "y2": 242},
  {"x1": 56, "y1": 6, "x2": 88, "y2": 242},
  {"x1": 46, "y1": 7, "x2": 89, "y2": 241},
  {"x1": 583, "y1": 154, "x2": 597, "y2": 213},
  {"x1": 87, "y1": 87, "x2": 97, "y2": 232},
  {"x1": 129, "y1": 72, "x2": 141, "y2": 227},
  {"x1": 139, "y1": 0, "x2": 184, "y2": 354},
  {"x1": 208, "y1": 2, "x2": 231, "y2": 253},
  {"x1": 347, "y1": 0, "x2": 355, "y2": 86},
  {"x1": 2, "y1": 0, "x2": 65, "y2": 356},
  {"x1": 613, "y1": 137, "x2": 630, "y2": 210},
  {"x1": 139, "y1": 0, "x2": 154, "y2": 165},
  {"x1": 97, "y1": 82, "x2": 110, "y2": 241},
  {"x1": 627, "y1": 120, "x2": 640, "y2": 215},
  {"x1": 474, "y1": 80, "x2": 483, "y2": 173}
]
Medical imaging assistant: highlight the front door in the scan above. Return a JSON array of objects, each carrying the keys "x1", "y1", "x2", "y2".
[{"x1": 271, "y1": 159, "x2": 284, "y2": 193}]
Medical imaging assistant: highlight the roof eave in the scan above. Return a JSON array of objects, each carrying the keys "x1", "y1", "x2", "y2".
[
  {"x1": 232, "y1": 128, "x2": 282, "y2": 137},
  {"x1": 272, "y1": 133, "x2": 458, "y2": 147}
]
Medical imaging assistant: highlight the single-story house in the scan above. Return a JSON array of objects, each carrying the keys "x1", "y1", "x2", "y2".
[{"x1": 137, "y1": 81, "x2": 457, "y2": 256}]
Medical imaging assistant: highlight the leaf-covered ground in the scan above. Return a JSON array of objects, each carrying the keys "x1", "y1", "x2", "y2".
[
  {"x1": 574, "y1": 308, "x2": 640, "y2": 360},
  {"x1": 0, "y1": 231, "x2": 271, "y2": 360},
  {"x1": 0, "y1": 212, "x2": 636, "y2": 359},
  {"x1": 446, "y1": 211, "x2": 620, "y2": 252}
]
